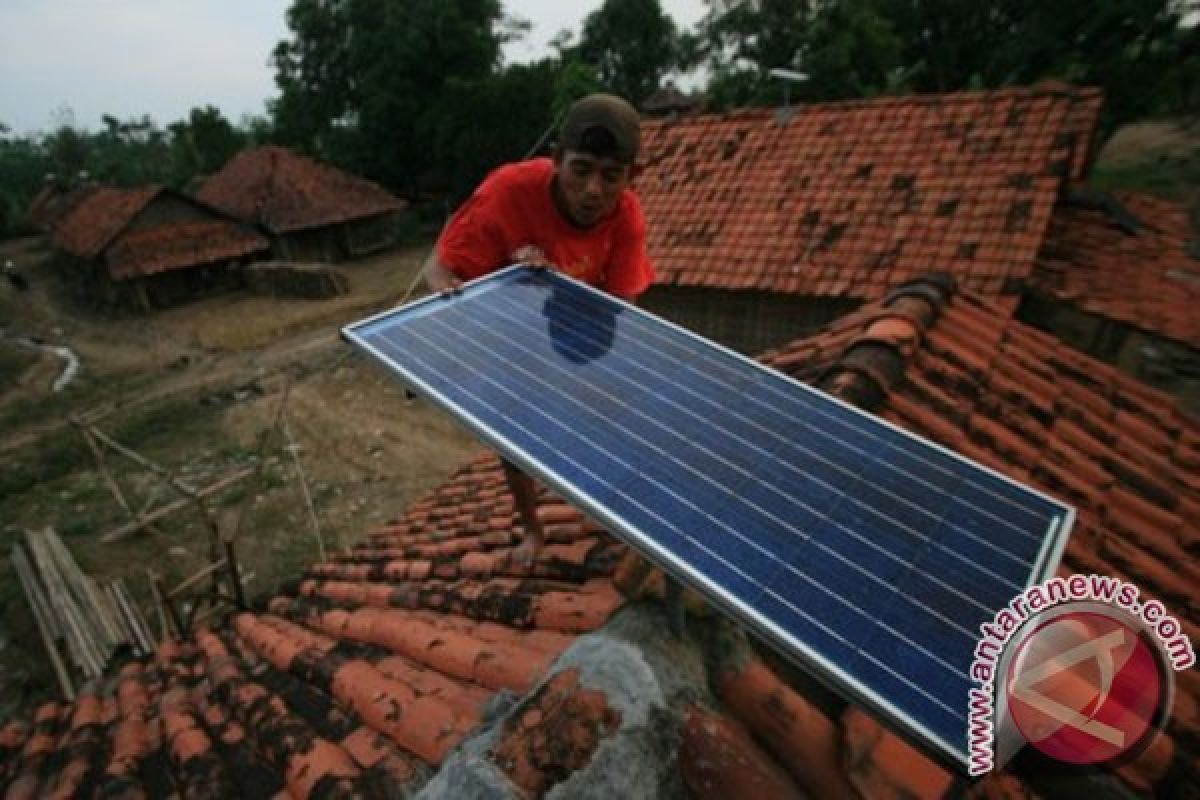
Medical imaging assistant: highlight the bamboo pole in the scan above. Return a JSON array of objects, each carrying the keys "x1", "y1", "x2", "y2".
[
  {"x1": 11, "y1": 545, "x2": 75, "y2": 699},
  {"x1": 282, "y1": 412, "x2": 326, "y2": 562},
  {"x1": 150, "y1": 572, "x2": 183, "y2": 639},
  {"x1": 115, "y1": 579, "x2": 155, "y2": 654},
  {"x1": 226, "y1": 381, "x2": 292, "y2": 544},
  {"x1": 73, "y1": 423, "x2": 151, "y2": 535},
  {"x1": 223, "y1": 537, "x2": 246, "y2": 610},
  {"x1": 145, "y1": 570, "x2": 171, "y2": 644},
  {"x1": 99, "y1": 468, "x2": 253, "y2": 543},
  {"x1": 44, "y1": 527, "x2": 122, "y2": 652},
  {"x1": 167, "y1": 559, "x2": 229, "y2": 599},
  {"x1": 103, "y1": 584, "x2": 138, "y2": 655},
  {"x1": 25, "y1": 530, "x2": 103, "y2": 676}
]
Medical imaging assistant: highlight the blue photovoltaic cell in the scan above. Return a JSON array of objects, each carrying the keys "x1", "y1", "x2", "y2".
[{"x1": 343, "y1": 267, "x2": 1074, "y2": 769}]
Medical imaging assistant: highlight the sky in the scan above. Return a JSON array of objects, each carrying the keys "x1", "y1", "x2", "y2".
[{"x1": 0, "y1": 0, "x2": 708, "y2": 136}]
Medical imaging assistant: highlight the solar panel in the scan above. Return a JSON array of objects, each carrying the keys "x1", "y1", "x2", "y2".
[{"x1": 344, "y1": 266, "x2": 1074, "y2": 770}]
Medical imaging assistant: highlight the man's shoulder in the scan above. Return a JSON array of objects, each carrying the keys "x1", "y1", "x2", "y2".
[{"x1": 481, "y1": 158, "x2": 554, "y2": 195}]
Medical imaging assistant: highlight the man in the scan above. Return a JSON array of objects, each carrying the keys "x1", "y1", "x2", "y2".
[
  {"x1": 423, "y1": 92, "x2": 654, "y2": 301},
  {"x1": 423, "y1": 92, "x2": 655, "y2": 567}
]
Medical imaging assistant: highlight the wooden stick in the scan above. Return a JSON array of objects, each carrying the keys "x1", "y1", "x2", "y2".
[
  {"x1": 145, "y1": 570, "x2": 171, "y2": 643},
  {"x1": 99, "y1": 468, "x2": 253, "y2": 543},
  {"x1": 44, "y1": 527, "x2": 122, "y2": 652},
  {"x1": 11, "y1": 541, "x2": 59, "y2": 639},
  {"x1": 73, "y1": 423, "x2": 148, "y2": 533},
  {"x1": 104, "y1": 584, "x2": 138, "y2": 655},
  {"x1": 25, "y1": 530, "x2": 102, "y2": 676},
  {"x1": 167, "y1": 559, "x2": 229, "y2": 599},
  {"x1": 223, "y1": 537, "x2": 246, "y2": 610},
  {"x1": 152, "y1": 573, "x2": 184, "y2": 638},
  {"x1": 115, "y1": 579, "x2": 155, "y2": 654},
  {"x1": 282, "y1": 412, "x2": 326, "y2": 562},
  {"x1": 12, "y1": 546, "x2": 75, "y2": 699},
  {"x1": 226, "y1": 381, "x2": 292, "y2": 544}
]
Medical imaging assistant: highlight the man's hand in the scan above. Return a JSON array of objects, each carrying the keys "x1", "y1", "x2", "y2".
[{"x1": 422, "y1": 256, "x2": 462, "y2": 293}]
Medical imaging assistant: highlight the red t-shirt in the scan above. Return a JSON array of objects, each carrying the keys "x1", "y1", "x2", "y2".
[{"x1": 436, "y1": 158, "x2": 655, "y2": 299}]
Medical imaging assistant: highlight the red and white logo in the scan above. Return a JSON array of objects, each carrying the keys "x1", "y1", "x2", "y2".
[{"x1": 1005, "y1": 610, "x2": 1165, "y2": 765}]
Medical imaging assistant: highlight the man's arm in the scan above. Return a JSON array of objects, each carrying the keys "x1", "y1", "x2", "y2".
[{"x1": 421, "y1": 249, "x2": 463, "y2": 293}]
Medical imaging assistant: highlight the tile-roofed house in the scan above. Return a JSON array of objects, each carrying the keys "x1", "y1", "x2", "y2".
[
  {"x1": 196, "y1": 147, "x2": 407, "y2": 263},
  {"x1": 51, "y1": 186, "x2": 270, "y2": 311},
  {"x1": 25, "y1": 180, "x2": 98, "y2": 234},
  {"x1": 3, "y1": 275, "x2": 1196, "y2": 799},
  {"x1": 1023, "y1": 189, "x2": 1200, "y2": 392},
  {"x1": 634, "y1": 84, "x2": 1103, "y2": 353}
]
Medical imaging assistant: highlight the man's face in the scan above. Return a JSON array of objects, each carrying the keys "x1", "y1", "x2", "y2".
[{"x1": 553, "y1": 150, "x2": 632, "y2": 228}]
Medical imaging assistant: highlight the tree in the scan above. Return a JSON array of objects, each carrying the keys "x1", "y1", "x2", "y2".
[
  {"x1": 270, "y1": 0, "x2": 514, "y2": 194},
  {"x1": 801, "y1": 0, "x2": 903, "y2": 101},
  {"x1": 692, "y1": 0, "x2": 816, "y2": 107},
  {"x1": 578, "y1": 0, "x2": 679, "y2": 105},
  {"x1": 168, "y1": 106, "x2": 245, "y2": 183},
  {"x1": 873, "y1": 0, "x2": 1197, "y2": 129}
]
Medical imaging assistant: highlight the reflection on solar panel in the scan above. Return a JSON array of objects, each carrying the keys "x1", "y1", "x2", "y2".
[{"x1": 344, "y1": 266, "x2": 1074, "y2": 769}]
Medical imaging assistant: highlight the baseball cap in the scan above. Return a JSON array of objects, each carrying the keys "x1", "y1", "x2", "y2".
[{"x1": 559, "y1": 93, "x2": 641, "y2": 164}]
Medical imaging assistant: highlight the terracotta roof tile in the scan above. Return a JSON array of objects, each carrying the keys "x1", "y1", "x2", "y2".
[
  {"x1": 1031, "y1": 190, "x2": 1200, "y2": 347},
  {"x1": 489, "y1": 667, "x2": 621, "y2": 796},
  {"x1": 106, "y1": 220, "x2": 268, "y2": 280},
  {"x1": 5, "y1": 275, "x2": 1198, "y2": 797},
  {"x1": 52, "y1": 186, "x2": 160, "y2": 259},
  {"x1": 196, "y1": 146, "x2": 405, "y2": 235},
  {"x1": 51, "y1": 186, "x2": 269, "y2": 280},
  {"x1": 678, "y1": 706, "x2": 804, "y2": 800},
  {"x1": 639, "y1": 86, "x2": 1102, "y2": 300}
]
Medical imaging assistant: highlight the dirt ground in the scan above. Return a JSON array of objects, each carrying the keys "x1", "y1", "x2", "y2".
[{"x1": 0, "y1": 237, "x2": 479, "y2": 719}]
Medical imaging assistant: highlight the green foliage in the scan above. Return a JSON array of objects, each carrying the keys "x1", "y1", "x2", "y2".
[
  {"x1": 168, "y1": 106, "x2": 247, "y2": 182},
  {"x1": 577, "y1": 0, "x2": 679, "y2": 104},
  {"x1": 873, "y1": 0, "x2": 1198, "y2": 130},
  {"x1": 270, "y1": 0, "x2": 509, "y2": 194},
  {"x1": 0, "y1": 133, "x2": 52, "y2": 237},
  {"x1": 0, "y1": 106, "x2": 259, "y2": 238},
  {"x1": 694, "y1": 0, "x2": 1199, "y2": 128}
]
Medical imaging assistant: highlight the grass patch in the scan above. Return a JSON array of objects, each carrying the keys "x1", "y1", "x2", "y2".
[
  {"x1": 110, "y1": 397, "x2": 221, "y2": 454},
  {"x1": 0, "y1": 427, "x2": 89, "y2": 500}
]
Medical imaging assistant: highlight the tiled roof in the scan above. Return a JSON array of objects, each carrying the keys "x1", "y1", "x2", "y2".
[
  {"x1": 1031, "y1": 189, "x2": 1200, "y2": 347},
  {"x1": 759, "y1": 274, "x2": 1199, "y2": 796},
  {"x1": 195, "y1": 147, "x2": 406, "y2": 235},
  {"x1": 637, "y1": 85, "x2": 1103, "y2": 299},
  {"x1": 50, "y1": 187, "x2": 270, "y2": 281},
  {"x1": 106, "y1": 221, "x2": 269, "y2": 280},
  {"x1": 3, "y1": 277, "x2": 1196, "y2": 798},
  {"x1": 25, "y1": 183, "x2": 99, "y2": 233},
  {"x1": 52, "y1": 187, "x2": 160, "y2": 259}
]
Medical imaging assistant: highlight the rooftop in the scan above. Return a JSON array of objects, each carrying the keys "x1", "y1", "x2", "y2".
[
  {"x1": 636, "y1": 85, "x2": 1103, "y2": 299},
  {"x1": 50, "y1": 187, "x2": 270, "y2": 280},
  {"x1": 2, "y1": 276, "x2": 1195, "y2": 798},
  {"x1": 195, "y1": 147, "x2": 406, "y2": 236},
  {"x1": 1030, "y1": 189, "x2": 1200, "y2": 348}
]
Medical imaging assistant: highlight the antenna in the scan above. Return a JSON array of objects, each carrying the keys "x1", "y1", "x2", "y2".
[{"x1": 767, "y1": 68, "x2": 809, "y2": 123}]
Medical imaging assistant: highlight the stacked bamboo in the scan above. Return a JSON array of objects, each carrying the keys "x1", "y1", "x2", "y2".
[{"x1": 10, "y1": 527, "x2": 156, "y2": 699}]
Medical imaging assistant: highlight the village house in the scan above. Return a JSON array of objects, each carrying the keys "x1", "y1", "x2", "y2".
[
  {"x1": 50, "y1": 186, "x2": 269, "y2": 310},
  {"x1": 195, "y1": 146, "x2": 406, "y2": 263}
]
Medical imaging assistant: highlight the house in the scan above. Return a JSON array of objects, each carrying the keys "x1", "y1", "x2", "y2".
[
  {"x1": 195, "y1": 146, "x2": 406, "y2": 263},
  {"x1": 1, "y1": 273, "x2": 1195, "y2": 799},
  {"x1": 25, "y1": 180, "x2": 98, "y2": 233},
  {"x1": 634, "y1": 84, "x2": 1104, "y2": 353},
  {"x1": 1023, "y1": 189, "x2": 1200, "y2": 396},
  {"x1": 51, "y1": 186, "x2": 269, "y2": 310}
]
